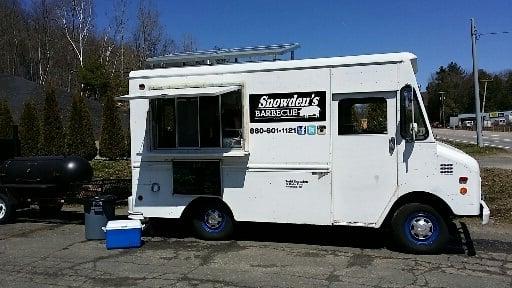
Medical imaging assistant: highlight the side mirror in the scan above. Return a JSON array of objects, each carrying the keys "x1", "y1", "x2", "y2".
[
  {"x1": 400, "y1": 84, "x2": 417, "y2": 142},
  {"x1": 410, "y1": 123, "x2": 418, "y2": 139}
]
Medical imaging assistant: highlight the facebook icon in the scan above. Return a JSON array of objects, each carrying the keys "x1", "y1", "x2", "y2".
[{"x1": 296, "y1": 126, "x2": 306, "y2": 135}]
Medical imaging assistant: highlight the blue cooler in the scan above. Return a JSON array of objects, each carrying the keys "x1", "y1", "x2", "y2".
[{"x1": 104, "y1": 220, "x2": 143, "y2": 249}]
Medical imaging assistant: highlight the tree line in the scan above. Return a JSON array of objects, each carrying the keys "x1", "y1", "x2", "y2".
[
  {"x1": 425, "y1": 62, "x2": 512, "y2": 124},
  {"x1": 0, "y1": 89, "x2": 126, "y2": 160},
  {"x1": 0, "y1": 0, "x2": 195, "y2": 97},
  {"x1": 0, "y1": 0, "x2": 196, "y2": 160}
]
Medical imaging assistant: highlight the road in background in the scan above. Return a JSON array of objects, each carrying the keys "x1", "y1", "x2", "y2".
[{"x1": 433, "y1": 129, "x2": 512, "y2": 150}]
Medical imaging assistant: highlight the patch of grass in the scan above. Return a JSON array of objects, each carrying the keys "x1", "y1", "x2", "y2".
[
  {"x1": 482, "y1": 168, "x2": 512, "y2": 224},
  {"x1": 91, "y1": 159, "x2": 131, "y2": 180},
  {"x1": 440, "y1": 140, "x2": 506, "y2": 156}
]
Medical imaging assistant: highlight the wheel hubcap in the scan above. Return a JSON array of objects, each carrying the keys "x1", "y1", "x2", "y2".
[
  {"x1": 0, "y1": 199, "x2": 6, "y2": 219},
  {"x1": 204, "y1": 209, "x2": 223, "y2": 229},
  {"x1": 409, "y1": 216, "x2": 434, "y2": 240}
]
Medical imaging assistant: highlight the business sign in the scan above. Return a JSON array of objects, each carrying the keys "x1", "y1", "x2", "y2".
[{"x1": 249, "y1": 91, "x2": 326, "y2": 123}]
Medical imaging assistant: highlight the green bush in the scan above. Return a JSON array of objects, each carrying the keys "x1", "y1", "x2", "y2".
[
  {"x1": 19, "y1": 101, "x2": 41, "y2": 156},
  {"x1": 66, "y1": 95, "x2": 97, "y2": 160}
]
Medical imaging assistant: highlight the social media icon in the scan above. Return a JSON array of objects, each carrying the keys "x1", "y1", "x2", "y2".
[
  {"x1": 317, "y1": 125, "x2": 326, "y2": 135},
  {"x1": 307, "y1": 125, "x2": 316, "y2": 135},
  {"x1": 296, "y1": 126, "x2": 306, "y2": 135}
]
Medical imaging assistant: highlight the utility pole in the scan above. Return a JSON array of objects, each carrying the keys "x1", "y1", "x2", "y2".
[
  {"x1": 471, "y1": 18, "x2": 484, "y2": 147},
  {"x1": 438, "y1": 91, "x2": 447, "y2": 127}
]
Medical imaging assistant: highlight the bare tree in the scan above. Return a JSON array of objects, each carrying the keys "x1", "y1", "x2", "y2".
[
  {"x1": 0, "y1": 0, "x2": 25, "y2": 76},
  {"x1": 133, "y1": 0, "x2": 171, "y2": 67},
  {"x1": 180, "y1": 33, "x2": 197, "y2": 53},
  {"x1": 57, "y1": 0, "x2": 93, "y2": 68},
  {"x1": 30, "y1": 0, "x2": 57, "y2": 86},
  {"x1": 100, "y1": 0, "x2": 128, "y2": 76}
]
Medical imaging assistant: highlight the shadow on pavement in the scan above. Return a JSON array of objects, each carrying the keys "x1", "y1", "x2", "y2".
[
  {"x1": 145, "y1": 218, "x2": 476, "y2": 254},
  {"x1": 146, "y1": 218, "x2": 386, "y2": 249},
  {"x1": 11, "y1": 209, "x2": 479, "y2": 255},
  {"x1": 446, "y1": 221, "x2": 476, "y2": 256}
]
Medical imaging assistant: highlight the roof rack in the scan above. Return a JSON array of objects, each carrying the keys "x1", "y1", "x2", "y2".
[{"x1": 145, "y1": 43, "x2": 300, "y2": 68}]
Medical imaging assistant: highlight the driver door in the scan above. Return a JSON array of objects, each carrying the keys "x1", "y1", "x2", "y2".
[{"x1": 331, "y1": 91, "x2": 398, "y2": 225}]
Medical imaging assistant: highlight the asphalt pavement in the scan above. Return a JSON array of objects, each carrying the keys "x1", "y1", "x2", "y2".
[
  {"x1": 1, "y1": 206, "x2": 512, "y2": 288},
  {"x1": 433, "y1": 128, "x2": 512, "y2": 150}
]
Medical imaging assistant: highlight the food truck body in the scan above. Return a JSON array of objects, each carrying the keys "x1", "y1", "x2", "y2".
[{"x1": 122, "y1": 52, "x2": 489, "y2": 253}]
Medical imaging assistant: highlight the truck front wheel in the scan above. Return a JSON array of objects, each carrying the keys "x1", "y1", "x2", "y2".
[
  {"x1": 190, "y1": 203, "x2": 234, "y2": 241},
  {"x1": 391, "y1": 203, "x2": 448, "y2": 254},
  {"x1": 0, "y1": 192, "x2": 15, "y2": 224}
]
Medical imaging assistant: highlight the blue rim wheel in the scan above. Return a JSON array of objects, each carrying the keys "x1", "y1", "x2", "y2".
[
  {"x1": 404, "y1": 212, "x2": 440, "y2": 245},
  {"x1": 191, "y1": 202, "x2": 234, "y2": 240},
  {"x1": 201, "y1": 208, "x2": 226, "y2": 233},
  {"x1": 391, "y1": 203, "x2": 448, "y2": 254}
]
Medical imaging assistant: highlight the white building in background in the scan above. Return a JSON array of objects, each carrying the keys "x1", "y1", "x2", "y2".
[{"x1": 449, "y1": 111, "x2": 512, "y2": 128}]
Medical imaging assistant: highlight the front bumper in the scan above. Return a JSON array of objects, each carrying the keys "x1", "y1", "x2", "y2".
[{"x1": 481, "y1": 200, "x2": 490, "y2": 225}]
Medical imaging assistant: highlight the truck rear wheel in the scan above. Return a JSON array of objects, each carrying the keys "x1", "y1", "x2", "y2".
[
  {"x1": 0, "y1": 192, "x2": 15, "y2": 224},
  {"x1": 190, "y1": 202, "x2": 234, "y2": 241},
  {"x1": 391, "y1": 203, "x2": 448, "y2": 254}
]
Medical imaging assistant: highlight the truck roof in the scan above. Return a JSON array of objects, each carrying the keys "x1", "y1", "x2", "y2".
[{"x1": 129, "y1": 52, "x2": 417, "y2": 79}]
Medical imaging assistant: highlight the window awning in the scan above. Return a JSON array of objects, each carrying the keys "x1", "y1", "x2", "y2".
[{"x1": 117, "y1": 85, "x2": 240, "y2": 100}]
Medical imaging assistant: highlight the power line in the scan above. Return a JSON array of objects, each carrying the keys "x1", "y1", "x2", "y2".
[{"x1": 477, "y1": 30, "x2": 512, "y2": 38}]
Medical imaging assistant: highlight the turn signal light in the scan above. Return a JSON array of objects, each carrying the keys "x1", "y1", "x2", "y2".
[
  {"x1": 460, "y1": 187, "x2": 468, "y2": 195},
  {"x1": 459, "y1": 176, "x2": 468, "y2": 184}
]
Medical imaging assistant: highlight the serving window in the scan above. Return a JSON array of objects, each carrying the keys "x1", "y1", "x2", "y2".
[{"x1": 151, "y1": 89, "x2": 243, "y2": 149}]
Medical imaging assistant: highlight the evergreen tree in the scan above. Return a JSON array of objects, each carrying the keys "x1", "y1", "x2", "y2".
[
  {"x1": 19, "y1": 101, "x2": 41, "y2": 156},
  {"x1": 41, "y1": 87, "x2": 65, "y2": 155},
  {"x1": 78, "y1": 58, "x2": 111, "y2": 100},
  {"x1": 99, "y1": 94, "x2": 126, "y2": 159},
  {"x1": 0, "y1": 99, "x2": 14, "y2": 139},
  {"x1": 66, "y1": 95, "x2": 97, "y2": 160}
]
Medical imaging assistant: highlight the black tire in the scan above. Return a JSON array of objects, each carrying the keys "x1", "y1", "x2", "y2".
[
  {"x1": 190, "y1": 202, "x2": 234, "y2": 241},
  {"x1": 0, "y1": 192, "x2": 15, "y2": 224},
  {"x1": 38, "y1": 201, "x2": 64, "y2": 216},
  {"x1": 390, "y1": 203, "x2": 448, "y2": 254}
]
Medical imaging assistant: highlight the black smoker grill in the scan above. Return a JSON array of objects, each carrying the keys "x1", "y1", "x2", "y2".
[{"x1": 0, "y1": 126, "x2": 93, "y2": 223}]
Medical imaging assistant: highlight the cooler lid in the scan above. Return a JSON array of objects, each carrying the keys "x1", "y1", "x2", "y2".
[{"x1": 105, "y1": 220, "x2": 142, "y2": 230}]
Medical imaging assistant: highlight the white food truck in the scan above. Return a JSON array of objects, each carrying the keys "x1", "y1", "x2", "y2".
[{"x1": 120, "y1": 45, "x2": 489, "y2": 253}]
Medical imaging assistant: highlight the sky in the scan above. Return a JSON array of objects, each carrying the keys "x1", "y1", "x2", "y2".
[{"x1": 95, "y1": 0, "x2": 512, "y2": 90}]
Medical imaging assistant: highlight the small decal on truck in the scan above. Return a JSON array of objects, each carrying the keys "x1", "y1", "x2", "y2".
[
  {"x1": 249, "y1": 91, "x2": 326, "y2": 123},
  {"x1": 285, "y1": 179, "x2": 309, "y2": 189}
]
